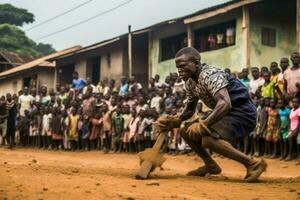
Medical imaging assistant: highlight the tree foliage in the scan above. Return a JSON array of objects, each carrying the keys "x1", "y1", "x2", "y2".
[
  {"x1": 0, "y1": 4, "x2": 34, "y2": 26},
  {"x1": 0, "y1": 24, "x2": 55, "y2": 57}
]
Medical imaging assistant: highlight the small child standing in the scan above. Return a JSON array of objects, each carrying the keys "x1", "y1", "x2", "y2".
[
  {"x1": 61, "y1": 109, "x2": 70, "y2": 150},
  {"x1": 51, "y1": 107, "x2": 63, "y2": 150},
  {"x1": 265, "y1": 99, "x2": 280, "y2": 158},
  {"x1": 286, "y1": 97, "x2": 300, "y2": 160},
  {"x1": 90, "y1": 113, "x2": 102, "y2": 150},
  {"x1": 81, "y1": 115, "x2": 90, "y2": 151},
  {"x1": 101, "y1": 104, "x2": 111, "y2": 153},
  {"x1": 277, "y1": 99, "x2": 290, "y2": 159},
  {"x1": 42, "y1": 107, "x2": 52, "y2": 149},
  {"x1": 111, "y1": 107, "x2": 124, "y2": 153},
  {"x1": 18, "y1": 110, "x2": 30, "y2": 147},
  {"x1": 122, "y1": 105, "x2": 132, "y2": 152},
  {"x1": 69, "y1": 108, "x2": 79, "y2": 151}
]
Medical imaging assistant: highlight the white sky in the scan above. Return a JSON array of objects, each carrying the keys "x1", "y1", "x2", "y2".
[{"x1": 0, "y1": 0, "x2": 229, "y2": 50}]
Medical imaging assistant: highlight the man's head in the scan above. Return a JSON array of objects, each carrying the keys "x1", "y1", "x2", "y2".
[
  {"x1": 251, "y1": 67, "x2": 260, "y2": 80},
  {"x1": 280, "y1": 57, "x2": 289, "y2": 71},
  {"x1": 224, "y1": 68, "x2": 231, "y2": 74},
  {"x1": 23, "y1": 87, "x2": 29, "y2": 95},
  {"x1": 241, "y1": 68, "x2": 249, "y2": 79},
  {"x1": 73, "y1": 71, "x2": 79, "y2": 80},
  {"x1": 270, "y1": 62, "x2": 279, "y2": 75},
  {"x1": 86, "y1": 77, "x2": 92, "y2": 85},
  {"x1": 6, "y1": 93, "x2": 12, "y2": 102},
  {"x1": 175, "y1": 47, "x2": 201, "y2": 81},
  {"x1": 262, "y1": 71, "x2": 271, "y2": 83},
  {"x1": 291, "y1": 52, "x2": 300, "y2": 67}
]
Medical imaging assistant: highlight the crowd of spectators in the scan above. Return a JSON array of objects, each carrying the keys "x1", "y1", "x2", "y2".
[{"x1": 0, "y1": 52, "x2": 299, "y2": 161}]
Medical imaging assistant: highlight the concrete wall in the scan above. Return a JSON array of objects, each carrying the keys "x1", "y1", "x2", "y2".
[
  {"x1": 100, "y1": 44, "x2": 124, "y2": 84},
  {"x1": 151, "y1": 10, "x2": 244, "y2": 81},
  {"x1": 249, "y1": 0, "x2": 297, "y2": 67},
  {"x1": 0, "y1": 77, "x2": 22, "y2": 95},
  {"x1": 0, "y1": 68, "x2": 54, "y2": 95},
  {"x1": 38, "y1": 68, "x2": 55, "y2": 90},
  {"x1": 75, "y1": 58, "x2": 87, "y2": 78},
  {"x1": 151, "y1": 22, "x2": 187, "y2": 81},
  {"x1": 192, "y1": 9, "x2": 244, "y2": 73}
]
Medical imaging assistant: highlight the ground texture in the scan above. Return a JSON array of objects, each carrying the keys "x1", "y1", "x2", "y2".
[{"x1": 0, "y1": 148, "x2": 300, "y2": 200}]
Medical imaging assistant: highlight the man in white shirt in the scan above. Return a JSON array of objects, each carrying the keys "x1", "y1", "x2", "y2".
[
  {"x1": 18, "y1": 87, "x2": 34, "y2": 117},
  {"x1": 249, "y1": 67, "x2": 264, "y2": 97}
]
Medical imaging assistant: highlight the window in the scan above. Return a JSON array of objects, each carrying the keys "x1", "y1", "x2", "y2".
[
  {"x1": 160, "y1": 33, "x2": 187, "y2": 62},
  {"x1": 261, "y1": 27, "x2": 276, "y2": 47},
  {"x1": 193, "y1": 20, "x2": 236, "y2": 53}
]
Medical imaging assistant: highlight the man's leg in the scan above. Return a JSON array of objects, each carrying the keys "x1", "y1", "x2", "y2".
[
  {"x1": 202, "y1": 136, "x2": 267, "y2": 182},
  {"x1": 180, "y1": 128, "x2": 221, "y2": 176}
]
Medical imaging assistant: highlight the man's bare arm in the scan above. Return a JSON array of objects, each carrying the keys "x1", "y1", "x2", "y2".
[
  {"x1": 203, "y1": 88, "x2": 232, "y2": 127},
  {"x1": 179, "y1": 99, "x2": 198, "y2": 121}
]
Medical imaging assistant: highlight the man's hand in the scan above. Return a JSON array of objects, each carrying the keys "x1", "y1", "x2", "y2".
[
  {"x1": 186, "y1": 121, "x2": 210, "y2": 140},
  {"x1": 154, "y1": 115, "x2": 181, "y2": 132}
]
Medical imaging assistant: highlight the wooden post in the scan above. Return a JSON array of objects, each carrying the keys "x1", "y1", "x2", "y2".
[
  {"x1": 187, "y1": 24, "x2": 194, "y2": 47},
  {"x1": 148, "y1": 31, "x2": 153, "y2": 80},
  {"x1": 297, "y1": 0, "x2": 300, "y2": 52},
  {"x1": 53, "y1": 65, "x2": 57, "y2": 92},
  {"x1": 242, "y1": 5, "x2": 250, "y2": 68},
  {"x1": 128, "y1": 25, "x2": 132, "y2": 77}
]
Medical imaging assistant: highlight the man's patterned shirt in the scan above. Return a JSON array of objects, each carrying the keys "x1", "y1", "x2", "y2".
[{"x1": 185, "y1": 64, "x2": 229, "y2": 109}]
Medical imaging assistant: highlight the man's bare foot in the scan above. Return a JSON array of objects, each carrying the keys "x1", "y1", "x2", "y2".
[
  {"x1": 187, "y1": 164, "x2": 222, "y2": 177},
  {"x1": 245, "y1": 159, "x2": 267, "y2": 183}
]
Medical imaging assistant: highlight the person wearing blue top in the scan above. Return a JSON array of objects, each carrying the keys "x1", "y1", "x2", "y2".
[
  {"x1": 119, "y1": 76, "x2": 129, "y2": 95},
  {"x1": 72, "y1": 71, "x2": 86, "y2": 91}
]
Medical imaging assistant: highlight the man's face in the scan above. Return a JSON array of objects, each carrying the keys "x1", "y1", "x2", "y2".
[
  {"x1": 24, "y1": 87, "x2": 29, "y2": 95},
  {"x1": 251, "y1": 69, "x2": 259, "y2": 79},
  {"x1": 73, "y1": 73, "x2": 78, "y2": 79},
  {"x1": 280, "y1": 58, "x2": 289, "y2": 70},
  {"x1": 291, "y1": 53, "x2": 300, "y2": 66},
  {"x1": 270, "y1": 63, "x2": 278, "y2": 74},
  {"x1": 175, "y1": 54, "x2": 198, "y2": 81}
]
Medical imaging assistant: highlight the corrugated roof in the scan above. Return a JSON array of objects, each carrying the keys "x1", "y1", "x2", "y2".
[
  {"x1": 0, "y1": 51, "x2": 35, "y2": 66},
  {"x1": 0, "y1": 45, "x2": 81, "y2": 78}
]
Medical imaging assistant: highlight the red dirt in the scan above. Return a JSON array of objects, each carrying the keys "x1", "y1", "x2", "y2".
[{"x1": 0, "y1": 148, "x2": 299, "y2": 200}]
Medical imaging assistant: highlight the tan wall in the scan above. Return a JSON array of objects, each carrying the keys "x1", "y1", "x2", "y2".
[
  {"x1": 100, "y1": 46, "x2": 123, "y2": 85},
  {"x1": 38, "y1": 68, "x2": 55, "y2": 90},
  {"x1": 0, "y1": 68, "x2": 54, "y2": 96},
  {"x1": 75, "y1": 58, "x2": 86, "y2": 78},
  {"x1": 0, "y1": 77, "x2": 22, "y2": 95}
]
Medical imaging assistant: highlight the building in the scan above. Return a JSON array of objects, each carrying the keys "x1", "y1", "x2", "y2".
[
  {"x1": 0, "y1": 0, "x2": 299, "y2": 95},
  {"x1": 0, "y1": 51, "x2": 34, "y2": 72},
  {"x1": 52, "y1": 0, "x2": 300, "y2": 87},
  {"x1": 0, "y1": 46, "x2": 81, "y2": 95}
]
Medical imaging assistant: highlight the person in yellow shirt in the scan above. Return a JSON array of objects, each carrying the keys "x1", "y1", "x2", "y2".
[{"x1": 69, "y1": 107, "x2": 79, "y2": 151}]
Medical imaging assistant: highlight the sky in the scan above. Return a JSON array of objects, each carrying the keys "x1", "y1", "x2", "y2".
[{"x1": 1, "y1": 0, "x2": 229, "y2": 50}]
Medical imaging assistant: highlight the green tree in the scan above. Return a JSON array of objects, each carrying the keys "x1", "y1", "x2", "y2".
[
  {"x1": 0, "y1": 24, "x2": 39, "y2": 56},
  {"x1": 34, "y1": 43, "x2": 56, "y2": 56},
  {"x1": 0, "y1": 4, "x2": 34, "y2": 26},
  {"x1": 0, "y1": 4, "x2": 56, "y2": 57}
]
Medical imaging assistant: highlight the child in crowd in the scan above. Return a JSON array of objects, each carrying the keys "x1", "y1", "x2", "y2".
[
  {"x1": 111, "y1": 107, "x2": 124, "y2": 153},
  {"x1": 265, "y1": 99, "x2": 280, "y2": 157},
  {"x1": 69, "y1": 108, "x2": 79, "y2": 151},
  {"x1": 51, "y1": 107, "x2": 63, "y2": 150},
  {"x1": 90, "y1": 112, "x2": 102, "y2": 150},
  {"x1": 277, "y1": 99, "x2": 290, "y2": 159},
  {"x1": 286, "y1": 97, "x2": 300, "y2": 160},
  {"x1": 254, "y1": 98, "x2": 268, "y2": 156},
  {"x1": 81, "y1": 115, "x2": 90, "y2": 151}
]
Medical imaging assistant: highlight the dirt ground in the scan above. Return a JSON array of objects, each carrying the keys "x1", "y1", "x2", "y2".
[{"x1": 0, "y1": 148, "x2": 299, "y2": 200}]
